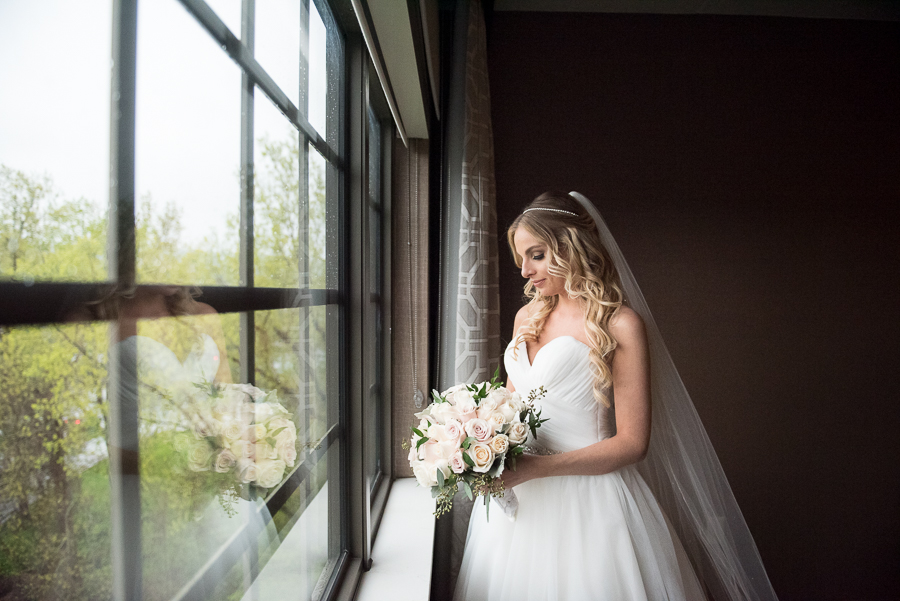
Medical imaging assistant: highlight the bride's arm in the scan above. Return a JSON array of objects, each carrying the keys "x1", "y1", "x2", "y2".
[
  {"x1": 505, "y1": 304, "x2": 533, "y2": 393},
  {"x1": 502, "y1": 307, "x2": 652, "y2": 488}
]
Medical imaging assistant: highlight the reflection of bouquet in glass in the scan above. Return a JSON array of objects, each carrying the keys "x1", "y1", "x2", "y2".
[
  {"x1": 181, "y1": 382, "x2": 297, "y2": 499},
  {"x1": 404, "y1": 368, "x2": 547, "y2": 519}
]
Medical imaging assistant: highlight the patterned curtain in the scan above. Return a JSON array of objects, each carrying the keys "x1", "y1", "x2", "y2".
[
  {"x1": 439, "y1": 0, "x2": 500, "y2": 391},
  {"x1": 434, "y1": 1, "x2": 499, "y2": 597}
]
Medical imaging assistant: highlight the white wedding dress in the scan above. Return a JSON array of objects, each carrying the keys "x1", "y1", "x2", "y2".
[{"x1": 452, "y1": 336, "x2": 706, "y2": 601}]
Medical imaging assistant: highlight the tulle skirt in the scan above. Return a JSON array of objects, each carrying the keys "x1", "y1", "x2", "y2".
[{"x1": 452, "y1": 466, "x2": 705, "y2": 601}]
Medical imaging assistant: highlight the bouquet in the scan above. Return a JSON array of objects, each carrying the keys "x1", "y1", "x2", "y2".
[
  {"x1": 180, "y1": 382, "x2": 298, "y2": 507},
  {"x1": 405, "y1": 369, "x2": 547, "y2": 519}
]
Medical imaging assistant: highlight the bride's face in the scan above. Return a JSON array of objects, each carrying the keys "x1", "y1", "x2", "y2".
[{"x1": 513, "y1": 227, "x2": 566, "y2": 297}]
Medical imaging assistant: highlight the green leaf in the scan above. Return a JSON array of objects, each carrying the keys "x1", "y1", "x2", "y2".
[
  {"x1": 462, "y1": 451, "x2": 475, "y2": 467},
  {"x1": 462, "y1": 480, "x2": 474, "y2": 501},
  {"x1": 416, "y1": 436, "x2": 428, "y2": 449},
  {"x1": 487, "y1": 456, "x2": 505, "y2": 478},
  {"x1": 411, "y1": 427, "x2": 425, "y2": 439},
  {"x1": 432, "y1": 389, "x2": 444, "y2": 404},
  {"x1": 436, "y1": 468, "x2": 445, "y2": 488}
]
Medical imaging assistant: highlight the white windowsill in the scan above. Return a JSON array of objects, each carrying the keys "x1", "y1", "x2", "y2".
[{"x1": 355, "y1": 478, "x2": 435, "y2": 601}]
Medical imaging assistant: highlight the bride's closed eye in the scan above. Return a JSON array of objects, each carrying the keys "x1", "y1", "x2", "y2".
[{"x1": 532, "y1": 253, "x2": 545, "y2": 261}]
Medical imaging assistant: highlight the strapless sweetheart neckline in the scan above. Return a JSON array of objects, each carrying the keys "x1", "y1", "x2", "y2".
[{"x1": 521, "y1": 335, "x2": 590, "y2": 368}]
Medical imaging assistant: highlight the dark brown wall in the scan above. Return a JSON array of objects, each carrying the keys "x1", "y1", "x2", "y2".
[{"x1": 488, "y1": 12, "x2": 899, "y2": 600}]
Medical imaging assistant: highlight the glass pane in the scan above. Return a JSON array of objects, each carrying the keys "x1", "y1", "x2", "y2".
[
  {"x1": 256, "y1": 306, "x2": 330, "y2": 447},
  {"x1": 308, "y1": 145, "x2": 328, "y2": 290},
  {"x1": 255, "y1": 93, "x2": 301, "y2": 289},
  {"x1": 135, "y1": 0, "x2": 242, "y2": 286},
  {"x1": 0, "y1": 321, "x2": 112, "y2": 599},
  {"x1": 0, "y1": 1, "x2": 111, "y2": 283},
  {"x1": 238, "y1": 447, "x2": 336, "y2": 601},
  {"x1": 314, "y1": 0, "x2": 344, "y2": 153},
  {"x1": 256, "y1": 0, "x2": 301, "y2": 108},
  {"x1": 366, "y1": 108, "x2": 384, "y2": 489},
  {"x1": 308, "y1": 0, "x2": 328, "y2": 136},
  {"x1": 135, "y1": 308, "x2": 245, "y2": 599},
  {"x1": 132, "y1": 303, "x2": 320, "y2": 599}
]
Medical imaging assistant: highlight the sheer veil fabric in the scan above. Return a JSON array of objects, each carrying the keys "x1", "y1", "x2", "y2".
[{"x1": 569, "y1": 192, "x2": 778, "y2": 600}]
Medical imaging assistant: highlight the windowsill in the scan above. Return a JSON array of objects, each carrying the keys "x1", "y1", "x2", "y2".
[{"x1": 355, "y1": 478, "x2": 435, "y2": 601}]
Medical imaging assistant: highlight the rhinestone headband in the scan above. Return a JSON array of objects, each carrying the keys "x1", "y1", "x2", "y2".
[{"x1": 523, "y1": 207, "x2": 577, "y2": 217}]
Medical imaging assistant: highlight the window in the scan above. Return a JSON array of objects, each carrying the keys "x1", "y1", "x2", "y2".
[{"x1": 0, "y1": 1, "x2": 389, "y2": 599}]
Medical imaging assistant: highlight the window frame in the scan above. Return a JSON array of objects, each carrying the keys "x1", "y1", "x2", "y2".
[{"x1": 0, "y1": 0, "x2": 394, "y2": 599}]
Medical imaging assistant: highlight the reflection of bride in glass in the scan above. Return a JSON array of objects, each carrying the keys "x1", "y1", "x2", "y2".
[
  {"x1": 453, "y1": 192, "x2": 777, "y2": 600},
  {"x1": 82, "y1": 285, "x2": 294, "y2": 598}
]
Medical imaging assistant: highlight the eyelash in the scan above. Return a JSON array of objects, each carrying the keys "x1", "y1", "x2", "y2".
[{"x1": 531, "y1": 253, "x2": 544, "y2": 261}]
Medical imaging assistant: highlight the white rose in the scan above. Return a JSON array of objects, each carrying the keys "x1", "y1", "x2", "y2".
[
  {"x1": 508, "y1": 392, "x2": 526, "y2": 413},
  {"x1": 230, "y1": 439, "x2": 254, "y2": 459},
  {"x1": 496, "y1": 402, "x2": 518, "y2": 422},
  {"x1": 508, "y1": 422, "x2": 528, "y2": 445},
  {"x1": 235, "y1": 458, "x2": 259, "y2": 483},
  {"x1": 252, "y1": 404, "x2": 274, "y2": 424},
  {"x1": 430, "y1": 401, "x2": 461, "y2": 425},
  {"x1": 192, "y1": 416, "x2": 221, "y2": 439},
  {"x1": 252, "y1": 424, "x2": 268, "y2": 441},
  {"x1": 276, "y1": 440, "x2": 298, "y2": 467},
  {"x1": 443, "y1": 419, "x2": 464, "y2": 445},
  {"x1": 449, "y1": 450, "x2": 466, "y2": 474},
  {"x1": 268, "y1": 417, "x2": 294, "y2": 435},
  {"x1": 421, "y1": 439, "x2": 457, "y2": 463},
  {"x1": 449, "y1": 390, "x2": 477, "y2": 417},
  {"x1": 478, "y1": 395, "x2": 498, "y2": 412},
  {"x1": 213, "y1": 449, "x2": 237, "y2": 473},
  {"x1": 468, "y1": 442, "x2": 494, "y2": 473},
  {"x1": 187, "y1": 441, "x2": 213, "y2": 471},
  {"x1": 486, "y1": 410, "x2": 507, "y2": 430},
  {"x1": 230, "y1": 383, "x2": 266, "y2": 401},
  {"x1": 413, "y1": 405, "x2": 434, "y2": 421},
  {"x1": 464, "y1": 418, "x2": 494, "y2": 443},
  {"x1": 222, "y1": 420, "x2": 243, "y2": 442},
  {"x1": 256, "y1": 441, "x2": 278, "y2": 460},
  {"x1": 255, "y1": 458, "x2": 287, "y2": 488},
  {"x1": 487, "y1": 387, "x2": 511, "y2": 405},
  {"x1": 426, "y1": 422, "x2": 442, "y2": 440},
  {"x1": 275, "y1": 425, "x2": 296, "y2": 447},
  {"x1": 442, "y1": 383, "x2": 467, "y2": 395},
  {"x1": 488, "y1": 433, "x2": 509, "y2": 455},
  {"x1": 412, "y1": 461, "x2": 438, "y2": 487}
]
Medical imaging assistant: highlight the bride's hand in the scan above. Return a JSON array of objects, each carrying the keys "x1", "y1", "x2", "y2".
[{"x1": 501, "y1": 454, "x2": 541, "y2": 489}]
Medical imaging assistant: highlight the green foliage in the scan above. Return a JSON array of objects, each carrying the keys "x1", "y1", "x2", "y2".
[{"x1": 0, "y1": 139, "x2": 330, "y2": 599}]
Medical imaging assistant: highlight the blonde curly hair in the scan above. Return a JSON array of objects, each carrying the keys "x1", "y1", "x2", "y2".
[{"x1": 508, "y1": 191, "x2": 624, "y2": 407}]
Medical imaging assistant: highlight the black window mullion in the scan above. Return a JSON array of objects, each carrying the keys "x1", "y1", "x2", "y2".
[
  {"x1": 176, "y1": 0, "x2": 340, "y2": 168},
  {"x1": 107, "y1": 1, "x2": 142, "y2": 600}
]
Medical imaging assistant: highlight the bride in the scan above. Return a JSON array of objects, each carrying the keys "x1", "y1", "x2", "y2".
[{"x1": 452, "y1": 192, "x2": 777, "y2": 600}]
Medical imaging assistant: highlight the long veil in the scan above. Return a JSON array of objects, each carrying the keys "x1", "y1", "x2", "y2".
[{"x1": 570, "y1": 192, "x2": 778, "y2": 601}]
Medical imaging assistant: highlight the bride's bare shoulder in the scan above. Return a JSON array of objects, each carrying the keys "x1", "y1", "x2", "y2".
[
  {"x1": 513, "y1": 303, "x2": 536, "y2": 336},
  {"x1": 608, "y1": 305, "x2": 646, "y2": 345}
]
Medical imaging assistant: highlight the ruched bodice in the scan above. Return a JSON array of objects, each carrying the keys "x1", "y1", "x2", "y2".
[{"x1": 505, "y1": 337, "x2": 616, "y2": 452}]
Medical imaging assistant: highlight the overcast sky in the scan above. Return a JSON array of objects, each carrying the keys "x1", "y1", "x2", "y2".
[{"x1": 0, "y1": 0, "x2": 329, "y2": 261}]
